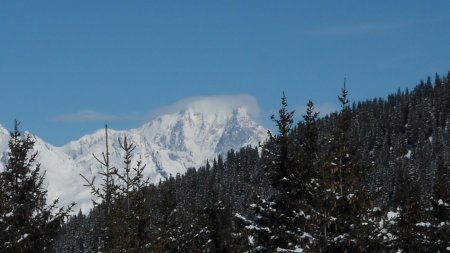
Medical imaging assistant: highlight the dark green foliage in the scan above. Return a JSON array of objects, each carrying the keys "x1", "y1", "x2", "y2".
[
  {"x1": 0, "y1": 122, "x2": 73, "y2": 252},
  {"x1": 265, "y1": 92, "x2": 295, "y2": 188}
]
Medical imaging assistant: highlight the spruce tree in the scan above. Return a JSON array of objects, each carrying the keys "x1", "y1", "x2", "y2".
[
  {"x1": 318, "y1": 83, "x2": 376, "y2": 252},
  {"x1": 293, "y1": 100, "x2": 321, "y2": 251},
  {"x1": 240, "y1": 96, "x2": 320, "y2": 252},
  {"x1": 0, "y1": 121, "x2": 73, "y2": 252},
  {"x1": 293, "y1": 100, "x2": 320, "y2": 204},
  {"x1": 263, "y1": 93, "x2": 298, "y2": 250},
  {"x1": 81, "y1": 125, "x2": 120, "y2": 251},
  {"x1": 265, "y1": 92, "x2": 295, "y2": 188},
  {"x1": 107, "y1": 136, "x2": 152, "y2": 251}
]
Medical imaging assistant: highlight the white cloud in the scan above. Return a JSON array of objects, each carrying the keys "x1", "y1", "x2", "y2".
[
  {"x1": 54, "y1": 110, "x2": 138, "y2": 123},
  {"x1": 148, "y1": 94, "x2": 261, "y2": 120}
]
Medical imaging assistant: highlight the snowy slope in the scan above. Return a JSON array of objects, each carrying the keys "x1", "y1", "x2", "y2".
[
  {"x1": 28, "y1": 134, "x2": 88, "y2": 212},
  {"x1": 0, "y1": 104, "x2": 267, "y2": 213},
  {"x1": 0, "y1": 125, "x2": 89, "y2": 211}
]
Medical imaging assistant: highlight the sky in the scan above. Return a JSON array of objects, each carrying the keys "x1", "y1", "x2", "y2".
[{"x1": 1, "y1": 1, "x2": 450, "y2": 146}]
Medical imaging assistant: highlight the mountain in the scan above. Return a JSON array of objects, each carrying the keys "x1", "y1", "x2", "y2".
[{"x1": 0, "y1": 105, "x2": 267, "y2": 213}]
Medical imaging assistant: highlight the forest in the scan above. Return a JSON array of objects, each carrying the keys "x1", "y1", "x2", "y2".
[{"x1": 1, "y1": 72, "x2": 450, "y2": 252}]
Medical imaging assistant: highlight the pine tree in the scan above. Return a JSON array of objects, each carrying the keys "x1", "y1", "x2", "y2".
[
  {"x1": 263, "y1": 93, "x2": 298, "y2": 250},
  {"x1": 81, "y1": 125, "x2": 120, "y2": 251},
  {"x1": 264, "y1": 92, "x2": 295, "y2": 188},
  {"x1": 0, "y1": 121, "x2": 73, "y2": 252},
  {"x1": 240, "y1": 96, "x2": 320, "y2": 252},
  {"x1": 292, "y1": 100, "x2": 321, "y2": 250},
  {"x1": 114, "y1": 136, "x2": 151, "y2": 251},
  {"x1": 292, "y1": 100, "x2": 320, "y2": 204},
  {"x1": 318, "y1": 83, "x2": 376, "y2": 252}
]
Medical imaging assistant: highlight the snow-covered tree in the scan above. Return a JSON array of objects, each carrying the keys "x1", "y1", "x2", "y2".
[{"x1": 237, "y1": 97, "x2": 320, "y2": 252}]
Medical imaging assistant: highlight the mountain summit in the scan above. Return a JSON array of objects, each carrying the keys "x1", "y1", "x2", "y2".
[{"x1": 0, "y1": 102, "x2": 267, "y2": 212}]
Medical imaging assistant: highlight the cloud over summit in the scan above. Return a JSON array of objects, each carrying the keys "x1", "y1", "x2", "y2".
[{"x1": 149, "y1": 94, "x2": 261, "y2": 119}]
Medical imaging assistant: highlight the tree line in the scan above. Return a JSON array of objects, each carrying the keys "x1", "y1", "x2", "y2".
[{"x1": 2, "y1": 72, "x2": 450, "y2": 252}]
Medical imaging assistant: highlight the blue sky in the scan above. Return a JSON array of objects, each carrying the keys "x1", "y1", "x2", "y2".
[{"x1": 1, "y1": 1, "x2": 450, "y2": 145}]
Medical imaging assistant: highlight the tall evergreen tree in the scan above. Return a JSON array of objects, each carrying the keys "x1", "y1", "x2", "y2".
[
  {"x1": 292, "y1": 100, "x2": 321, "y2": 250},
  {"x1": 114, "y1": 136, "x2": 151, "y2": 251},
  {"x1": 294, "y1": 100, "x2": 320, "y2": 203},
  {"x1": 0, "y1": 122, "x2": 73, "y2": 252},
  {"x1": 80, "y1": 125, "x2": 120, "y2": 251},
  {"x1": 239, "y1": 97, "x2": 321, "y2": 252},
  {"x1": 318, "y1": 83, "x2": 376, "y2": 252},
  {"x1": 264, "y1": 92, "x2": 295, "y2": 188}
]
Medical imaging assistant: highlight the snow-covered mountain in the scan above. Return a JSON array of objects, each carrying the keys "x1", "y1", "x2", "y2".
[{"x1": 0, "y1": 102, "x2": 267, "y2": 213}]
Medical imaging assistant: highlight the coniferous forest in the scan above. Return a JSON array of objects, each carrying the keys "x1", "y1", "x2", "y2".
[{"x1": 2, "y1": 72, "x2": 450, "y2": 252}]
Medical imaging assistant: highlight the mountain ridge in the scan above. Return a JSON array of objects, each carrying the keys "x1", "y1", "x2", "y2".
[{"x1": 0, "y1": 106, "x2": 268, "y2": 212}]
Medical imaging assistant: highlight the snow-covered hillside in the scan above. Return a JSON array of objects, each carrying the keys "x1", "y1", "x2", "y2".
[{"x1": 0, "y1": 102, "x2": 267, "y2": 213}]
